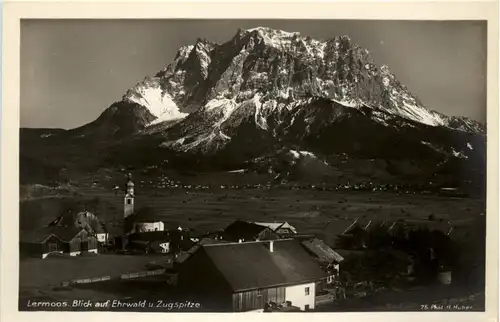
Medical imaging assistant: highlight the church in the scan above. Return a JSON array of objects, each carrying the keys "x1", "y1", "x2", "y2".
[{"x1": 122, "y1": 174, "x2": 166, "y2": 235}]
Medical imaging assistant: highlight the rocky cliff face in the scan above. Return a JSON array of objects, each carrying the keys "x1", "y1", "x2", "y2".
[
  {"x1": 112, "y1": 27, "x2": 484, "y2": 155},
  {"x1": 21, "y1": 27, "x2": 486, "y2": 190}
]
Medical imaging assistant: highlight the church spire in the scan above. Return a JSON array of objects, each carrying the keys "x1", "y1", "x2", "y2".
[{"x1": 124, "y1": 173, "x2": 134, "y2": 218}]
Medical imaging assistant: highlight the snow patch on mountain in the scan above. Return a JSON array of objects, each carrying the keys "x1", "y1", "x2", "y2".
[
  {"x1": 253, "y1": 94, "x2": 268, "y2": 130},
  {"x1": 452, "y1": 148, "x2": 468, "y2": 159},
  {"x1": 289, "y1": 150, "x2": 316, "y2": 159},
  {"x1": 288, "y1": 149, "x2": 330, "y2": 166},
  {"x1": 124, "y1": 78, "x2": 188, "y2": 125}
]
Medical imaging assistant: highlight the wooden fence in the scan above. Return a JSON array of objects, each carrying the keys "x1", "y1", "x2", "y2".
[{"x1": 61, "y1": 269, "x2": 166, "y2": 287}]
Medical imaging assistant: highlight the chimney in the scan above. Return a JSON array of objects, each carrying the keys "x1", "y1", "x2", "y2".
[{"x1": 269, "y1": 240, "x2": 274, "y2": 253}]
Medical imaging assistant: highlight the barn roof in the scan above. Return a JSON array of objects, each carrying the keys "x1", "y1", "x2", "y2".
[
  {"x1": 20, "y1": 228, "x2": 61, "y2": 244},
  {"x1": 176, "y1": 238, "x2": 229, "y2": 264},
  {"x1": 223, "y1": 220, "x2": 270, "y2": 241},
  {"x1": 20, "y1": 227, "x2": 84, "y2": 243},
  {"x1": 199, "y1": 239, "x2": 327, "y2": 292},
  {"x1": 300, "y1": 238, "x2": 344, "y2": 264},
  {"x1": 49, "y1": 211, "x2": 107, "y2": 234},
  {"x1": 48, "y1": 226, "x2": 86, "y2": 241},
  {"x1": 254, "y1": 222, "x2": 297, "y2": 234}
]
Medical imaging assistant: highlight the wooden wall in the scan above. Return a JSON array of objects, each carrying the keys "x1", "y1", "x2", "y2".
[
  {"x1": 177, "y1": 248, "x2": 233, "y2": 311},
  {"x1": 232, "y1": 287, "x2": 286, "y2": 312}
]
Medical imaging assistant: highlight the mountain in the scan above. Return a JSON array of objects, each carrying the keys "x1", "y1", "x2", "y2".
[{"x1": 20, "y1": 27, "x2": 486, "y2": 193}]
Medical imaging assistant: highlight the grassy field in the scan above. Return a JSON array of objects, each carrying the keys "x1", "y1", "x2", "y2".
[
  {"x1": 19, "y1": 254, "x2": 162, "y2": 288},
  {"x1": 21, "y1": 186, "x2": 484, "y2": 246}
]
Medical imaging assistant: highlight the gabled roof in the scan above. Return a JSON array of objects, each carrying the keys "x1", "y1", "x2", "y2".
[
  {"x1": 197, "y1": 239, "x2": 327, "y2": 292},
  {"x1": 48, "y1": 226, "x2": 87, "y2": 242},
  {"x1": 300, "y1": 238, "x2": 344, "y2": 264},
  {"x1": 128, "y1": 231, "x2": 171, "y2": 242},
  {"x1": 176, "y1": 238, "x2": 229, "y2": 264},
  {"x1": 341, "y1": 219, "x2": 370, "y2": 236},
  {"x1": 223, "y1": 220, "x2": 271, "y2": 241},
  {"x1": 254, "y1": 222, "x2": 298, "y2": 234},
  {"x1": 49, "y1": 211, "x2": 107, "y2": 234},
  {"x1": 20, "y1": 228, "x2": 63, "y2": 244},
  {"x1": 20, "y1": 227, "x2": 85, "y2": 243}
]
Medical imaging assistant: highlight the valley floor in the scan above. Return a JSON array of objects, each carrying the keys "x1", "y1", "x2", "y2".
[{"x1": 19, "y1": 188, "x2": 486, "y2": 312}]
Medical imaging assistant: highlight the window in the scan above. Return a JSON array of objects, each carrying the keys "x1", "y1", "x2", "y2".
[
  {"x1": 256, "y1": 289, "x2": 262, "y2": 297},
  {"x1": 305, "y1": 305, "x2": 310, "y2": 311},
  {"x1": 127, "y1": 199, "x2": 132, "y2": 205},
  {"x1": 305, "y1": 287, "x2": 310, "y2": 296}
]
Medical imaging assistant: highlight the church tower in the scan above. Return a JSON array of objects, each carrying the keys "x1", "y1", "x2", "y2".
[{"x1": 124, "y1": 173, "x2": 134, "y2": 218}]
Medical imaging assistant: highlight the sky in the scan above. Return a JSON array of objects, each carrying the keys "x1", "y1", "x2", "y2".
[{"x1": 21, "y1": 19, "x2": 487, "y2": 129}]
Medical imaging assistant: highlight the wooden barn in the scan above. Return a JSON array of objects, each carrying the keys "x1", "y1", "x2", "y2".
[
  {"x1": 222, "y1": 220, "x2": 279, "y2": 242},
  {"x1": 20, "y1": 229, "x2": 65, "y2": 259},
  {"x1": 50, "y1": 227, "x2": 98, "y2": 256},
  {"x1": 178, "y1": 239, "x2": 327, "y2": 312},
  {"x1": 20, "y1": 227, "x2": 98, "y2": 258},
  {"x1": 48, "y1": 210, "x2": 109, "y2": 243}
]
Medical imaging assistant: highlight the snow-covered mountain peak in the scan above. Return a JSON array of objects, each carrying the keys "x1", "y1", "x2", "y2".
[
  {"x1": 245, "y1": 26, "x2": 301, "y2": 38},
  {"x1": 111, "y1": 26, "x2": 484, "y2": 147}
]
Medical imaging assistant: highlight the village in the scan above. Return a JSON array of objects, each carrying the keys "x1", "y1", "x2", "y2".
[{"x1": 19, "y1": 174, "x2": 485, "y2": 312}]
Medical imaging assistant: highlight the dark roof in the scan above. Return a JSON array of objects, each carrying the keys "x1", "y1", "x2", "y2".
[
  {"x1": 49, "y1": 211, "x2": 107, "y2": 234},
  {"x1": 300, "y1": 238, "x2": 344, "y2": 264},
  {"x1": 176, "y1": 238, "x2": 229, "y2": 264},
  {"x1": 131, "y1": 208, "x2": 164, "y2": 222},
  {"x1": 343, "y1": 224, "x2": 368, "y2": 236},
  {"x1": 223, "y1": 220, "x2": 269, "y2": 240},
  {"x1": 20, "y1": 227, "x2": 84, "y2": 243},
  {"x1": 48, "y1": 226, "x2": 86, "y2": 241},
  {"x1": 128, "y1": 231, "x2": 171, "y2": 242},
  {"x1": 20, "y1": 228, "x2": 61, "y2": 244},
  {"x1": 199, "y1": 239, "x2": 327, "y2": 292}
]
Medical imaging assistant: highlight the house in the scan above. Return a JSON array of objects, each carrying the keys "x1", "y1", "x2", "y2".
[
  {"x1": 178, "y1": 239, "x2": 327, "y2": 312},
  {"x1": 254, "y1": 222, "x2": 298, "y2": 236},
  {"x1": 20, "y1": 227, "x2": 98, "y2": 258},
  {"x1": 300, "y1": 238, "x2": 344, "y2": 286},
  {"x1": 222, "y1": 220, "x2": 279, "y2": 242}
]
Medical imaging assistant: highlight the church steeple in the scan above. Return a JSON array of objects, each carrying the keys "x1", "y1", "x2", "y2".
[{"x1": 124, "y1": 173, "x2": 134, "y2": 218}]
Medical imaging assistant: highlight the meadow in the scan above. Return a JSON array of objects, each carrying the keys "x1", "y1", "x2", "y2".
[{"x1": 21, "y1": 185, "x2": 484, "y2": 247}]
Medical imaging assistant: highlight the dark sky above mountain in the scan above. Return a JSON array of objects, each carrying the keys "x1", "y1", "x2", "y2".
[{"x1": 21, "y1": 19, "x2": 486, "y2": 129}]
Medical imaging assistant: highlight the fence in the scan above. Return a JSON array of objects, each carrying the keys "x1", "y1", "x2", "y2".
[
  {"x1": 61, "y1": 269, "x2": 166, "y2": 287},
  {"x1": 120, "y1": 269, "x2": 166, "y2": 280}
]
